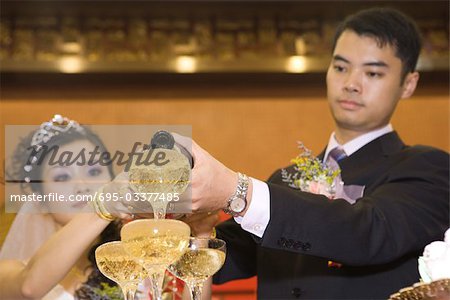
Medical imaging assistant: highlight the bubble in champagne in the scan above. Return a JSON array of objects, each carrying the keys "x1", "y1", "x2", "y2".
[
  {"x1": 169, "y1": 249, "x2": 226, "y2": 285},
  {"x1": 123, "y1": 235, "x2": 189, "y2": 268},
  {"x1": 97, "y1": 255, "x2": 147, "y2": 285}
]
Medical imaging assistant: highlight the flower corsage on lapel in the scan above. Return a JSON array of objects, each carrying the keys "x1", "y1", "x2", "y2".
[{"x1": 282, "y1": 142, "x2": 340, "y2": 199}]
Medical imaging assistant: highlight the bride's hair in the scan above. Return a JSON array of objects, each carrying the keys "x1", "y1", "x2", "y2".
[{"x1": 8, "y1": 122, "x2": 114, "y2": 195}]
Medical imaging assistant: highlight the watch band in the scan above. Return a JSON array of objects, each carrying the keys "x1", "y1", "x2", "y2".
[{"x1": 223, "y1": 172, "x2": 249, "y2": 216}]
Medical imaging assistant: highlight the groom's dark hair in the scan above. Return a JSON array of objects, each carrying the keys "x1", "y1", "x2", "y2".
[{"x1": 332, "y1": 7, "x2": 422, "y2": 81}]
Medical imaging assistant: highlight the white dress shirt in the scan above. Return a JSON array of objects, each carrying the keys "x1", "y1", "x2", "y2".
[{"x1": 235, "y1": 124, "x2": 394, "y2": 238}]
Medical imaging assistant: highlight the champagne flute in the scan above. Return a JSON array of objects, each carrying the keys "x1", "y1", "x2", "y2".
[
  {"x1": 121, "y1": 219, "x2": 190, "y2": 300},
  {"x1": 168, "y1": 237, "x2": 226, "y2": 300},
  {"x1": 95, "y1": 241, "x2": 147, "y2": 300},
  {"x1": 129, "y1": 147, "x2": 190, "y2": 219}
]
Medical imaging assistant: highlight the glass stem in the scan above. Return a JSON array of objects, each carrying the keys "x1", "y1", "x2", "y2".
[
  {"x1": 152, "y1": 202, "x2": 167, "y2": 219},
  {"x1": 150, "y1": 271, "x2": 165, "y2": 300},
  {"x1": 120, "y1": 285, "x2": 136, "y2": 300},
  {"x1": 190, "y1": 283, "x2": 203, "y2": 300}
]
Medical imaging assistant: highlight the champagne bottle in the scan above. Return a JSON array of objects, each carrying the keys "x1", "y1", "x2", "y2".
[
  {"x1": 150, "y1": 130, "x2": 193, "y2": 168},
  {"x1": 129, "y1": 131, "x2": 192, "y2": 218}
]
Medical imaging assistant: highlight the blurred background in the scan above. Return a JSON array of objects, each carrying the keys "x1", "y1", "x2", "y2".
[{"x1": 1, "y1": 1, "x2": 448, "y2": 298}]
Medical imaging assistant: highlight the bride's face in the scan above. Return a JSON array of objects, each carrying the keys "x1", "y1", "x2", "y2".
[{"x1": 41, "y1": 139, "x2": 112, "y2": 226}]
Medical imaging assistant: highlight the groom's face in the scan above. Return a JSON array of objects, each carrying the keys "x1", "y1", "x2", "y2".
[{"x1": 326, "y1": 30, "x2": 411, "y2": 135}]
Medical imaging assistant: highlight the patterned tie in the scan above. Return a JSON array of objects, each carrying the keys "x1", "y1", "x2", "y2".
[
  {"x1": 327, "y1": 147, "x2": 365, "y2": 205},
  {"x1": 328, "y1": 147, "x2": 347, "y2": 162},
  {"x1": 326, "y1": 147, "x2": 347, "y2": 171},
  {"x1": 326, "y1": 146, "x2": 347, "y2": 199}
]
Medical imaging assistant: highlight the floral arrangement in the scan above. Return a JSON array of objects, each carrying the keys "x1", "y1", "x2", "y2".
[
  {"x1": 418, "y1": 228, "x2": 450, "y2": 283},
  {"x1": 282, "y1": 142, "x2": 341, "y2": 198},
  {"x1": 390, "y1": 228, "x2": 450, "y2": 300}
]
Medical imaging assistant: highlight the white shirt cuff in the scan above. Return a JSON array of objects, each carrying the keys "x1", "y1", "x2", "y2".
[{"x1": 234, "y1": 177, "x2": 270, "y2": 238}]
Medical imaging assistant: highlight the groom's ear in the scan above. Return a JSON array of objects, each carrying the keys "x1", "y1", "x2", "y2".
[{"x1": 400, "y1": 71, "x2": 419, "y2": 99}]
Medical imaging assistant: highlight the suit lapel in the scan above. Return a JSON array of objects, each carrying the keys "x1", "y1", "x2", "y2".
[{"x1": 333, "y1": 131, "x2": 405, "y2": 185}]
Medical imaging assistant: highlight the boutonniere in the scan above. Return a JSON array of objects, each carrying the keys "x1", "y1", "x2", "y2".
[{"x1": 282, "y1": 142, "x2": 340, "y2": 199}]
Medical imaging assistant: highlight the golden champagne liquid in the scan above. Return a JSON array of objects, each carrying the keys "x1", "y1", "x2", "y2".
[
  {"x1": 169, "y1": 249, "x2": 226, "y2": 285},
  {"x1": 96, "y1": 254, "x2": 146, "y2": 285},
  {"x1": 122, "y1": 234, "x2": 189, "y2": 268},
  {"x1": 129, "y1": 148, "x2": 190, "y2": 195}
]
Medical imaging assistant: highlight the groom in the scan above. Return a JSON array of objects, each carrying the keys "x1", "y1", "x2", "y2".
[{"x1": 180, "y1": 7, "x2": 449, "y2": 299}]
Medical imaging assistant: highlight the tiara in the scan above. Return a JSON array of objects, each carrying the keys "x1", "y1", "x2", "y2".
[{"x1": 24, "y1": 114, "x2": 84, "y2": 182}]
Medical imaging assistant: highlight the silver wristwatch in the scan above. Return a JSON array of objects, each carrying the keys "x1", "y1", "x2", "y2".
[{"x1": 223, "y1": 172, "x2": 249, "y2": 217}]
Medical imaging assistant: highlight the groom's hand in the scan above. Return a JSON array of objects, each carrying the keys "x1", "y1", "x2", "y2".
[{"x1": 172, "y1": 133, "x2": 238, "y2": 213}]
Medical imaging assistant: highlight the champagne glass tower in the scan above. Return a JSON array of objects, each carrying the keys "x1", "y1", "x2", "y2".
[
  {"x1": 121, "y1": 219, "x2": 190, "y2": 300},
  {"x1": 168, "y1": 237, "x2": 226, "y2": 300}
]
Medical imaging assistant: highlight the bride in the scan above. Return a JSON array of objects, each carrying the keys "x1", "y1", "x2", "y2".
[{"x1": 0, "y1": 115, "x2": 138, "y2": 300}]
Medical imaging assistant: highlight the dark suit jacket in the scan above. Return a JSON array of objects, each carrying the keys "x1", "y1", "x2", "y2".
[{"x1": 214, "y1": 132, "x2": 449, "y2": 299}]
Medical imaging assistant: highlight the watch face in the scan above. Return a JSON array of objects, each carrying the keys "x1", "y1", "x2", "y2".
[{"x1": 230, "y1": 197, "x2": 246, "y2": 213}]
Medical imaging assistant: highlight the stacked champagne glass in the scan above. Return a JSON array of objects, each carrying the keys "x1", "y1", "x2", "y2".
[{"x1": 95, "y1": 131, "x2": 226, "y2": 300}]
